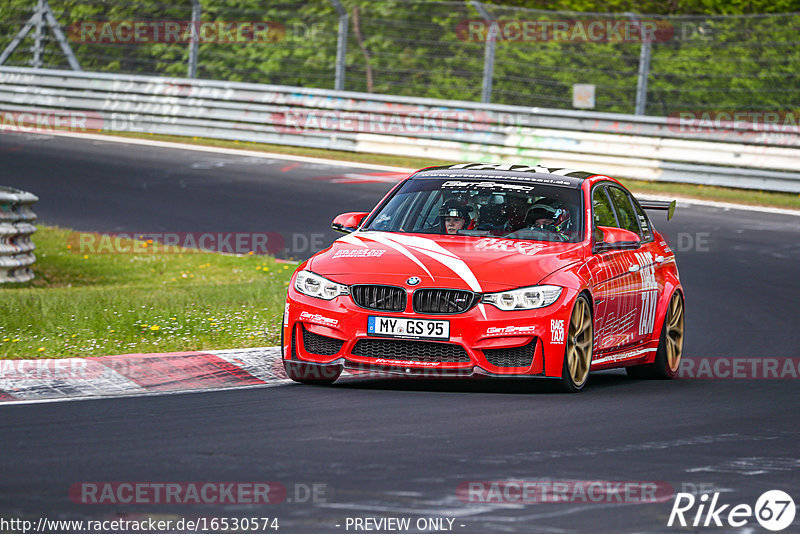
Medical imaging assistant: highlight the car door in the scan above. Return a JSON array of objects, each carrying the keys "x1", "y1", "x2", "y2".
[
  {"x1": 588, "y1": 185, "x2": 642, "y2": 353},
  {"x1": 628, "y1": 193, "x2": 667, "y2": 343},
  {"x1": 606, "y1": 185, "x2": 661, "y2": 346}
]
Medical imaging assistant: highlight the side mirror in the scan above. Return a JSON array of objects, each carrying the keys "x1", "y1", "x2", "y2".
[
  {"x1": 594, "y1": 226, "x2": 641, "y2": 252},
  {"x1": 331, "y1": 212, "x2": 369, "y2": 234}
]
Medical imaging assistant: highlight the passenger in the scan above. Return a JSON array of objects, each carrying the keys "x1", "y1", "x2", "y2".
[{"x1": 439, "y1": 201, "x2": 472, "y2": 235}]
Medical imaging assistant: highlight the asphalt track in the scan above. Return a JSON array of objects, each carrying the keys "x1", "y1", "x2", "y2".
[{"x1": 1, "y1": 132, "x2": 800, "y2": 533}]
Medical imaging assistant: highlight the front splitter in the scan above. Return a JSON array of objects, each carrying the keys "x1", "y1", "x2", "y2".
[{"x1": 291, "y1": 357, "x2": 555, "y2": 379}]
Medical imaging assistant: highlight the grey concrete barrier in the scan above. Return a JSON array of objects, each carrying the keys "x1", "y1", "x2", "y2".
[
  {"x1": 2, "y1": 66, "x2": 800, "y2": 193},
  {"x1": 0, "y1": 186, "x2": 38, "y2": 283}
]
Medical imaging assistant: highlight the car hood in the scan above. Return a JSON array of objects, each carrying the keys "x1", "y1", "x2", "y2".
[{"x1": 308, "y1": 231, "x2": 585, "y2": 292}]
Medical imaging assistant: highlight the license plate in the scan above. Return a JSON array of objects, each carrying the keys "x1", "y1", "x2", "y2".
[{"x1": 368, "y1": 316, "x2": 450, "y2": 340}]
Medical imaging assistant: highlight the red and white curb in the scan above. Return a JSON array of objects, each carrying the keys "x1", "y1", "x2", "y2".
[
  {"x1": 0, "y1": 347, "x2": 290, "y2": 404},
  {"x1": 6, "y1": 348, "x2": 795, "y2": 403},
  {"x1": 0, "y1": 348, "x2": 392, "y2": 404}
]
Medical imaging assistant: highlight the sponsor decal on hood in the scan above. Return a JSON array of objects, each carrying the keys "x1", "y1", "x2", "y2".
[{"x1": 311, "y1": 231, "x2": 583, "y2": 290}]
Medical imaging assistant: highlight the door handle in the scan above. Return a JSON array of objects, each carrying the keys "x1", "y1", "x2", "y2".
[
  {"x1": 655, "y1": 255, "x2": 665, "y2": 263},
  {"x1": 628, "y1": 264, "x2": 640, "y2": 272}
]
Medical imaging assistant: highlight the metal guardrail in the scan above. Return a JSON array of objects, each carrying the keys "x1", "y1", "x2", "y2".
[
  {"x1": 0, "y1": 186, "x2": 38, "y2": 284},
  {"x1": 2, "y1": 66, "x2": 800, "y2": 193}
]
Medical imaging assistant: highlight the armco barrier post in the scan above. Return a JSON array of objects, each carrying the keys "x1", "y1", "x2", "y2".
[
  {"x1": 471, "y1": 0, "x2": 496, "y2": 104},
  {"x1": 627, "y1": 12, "x2": 652, "y2": 116},
  {"x1": 0, "y1": 186, "x2": 38, "y2": 283},
  {"x1": 187, "y1": 0, "x2": 202, "y2": 79},
  {"x1": 328, "y1": 0, "x2": 348, "y2": 91}
]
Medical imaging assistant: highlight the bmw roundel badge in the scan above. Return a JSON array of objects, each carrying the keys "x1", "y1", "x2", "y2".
[{"x1": 406, "y1": 277, "x2": 421, "y2": 286}]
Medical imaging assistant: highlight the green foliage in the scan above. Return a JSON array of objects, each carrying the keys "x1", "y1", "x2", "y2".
[{"x1": 0, "y1": 0, "x2": 797, "y2": 113}]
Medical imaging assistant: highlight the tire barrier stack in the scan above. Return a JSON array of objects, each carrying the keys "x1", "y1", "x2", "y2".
[{"x1": 0, "y1": 186, "x2": 38, "y2": 283}]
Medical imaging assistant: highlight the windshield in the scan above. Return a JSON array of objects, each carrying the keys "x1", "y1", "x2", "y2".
[{"x1": 366, "y1": 177, "x2": 584, "y2": 243}]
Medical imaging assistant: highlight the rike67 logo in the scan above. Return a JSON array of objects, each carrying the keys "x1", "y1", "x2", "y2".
[{"x1": 668, "y1": 490, "x2": 796, "y2": 531}]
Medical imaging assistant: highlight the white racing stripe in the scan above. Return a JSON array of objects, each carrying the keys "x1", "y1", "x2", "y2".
[
  {"x1": 354, "y1": 233, "x2": 480, "y2": 290},
  {"x1": 377, "y1": 234, "x2": 482, "y2": 291},
  {"x1": 338, "y1": 233, "x2": 369, "y2": 248},
  {"x1": 349, "y1": 233, "x2": 436, "y2": 280},
  {"x1": 356, "y1": 232, "x2": 488, "y2": 319}
]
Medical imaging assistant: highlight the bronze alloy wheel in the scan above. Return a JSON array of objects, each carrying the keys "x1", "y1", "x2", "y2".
[
  {"x1": 561, "y1": 295, "x2": 593, "y2": 391},
  {"x1": 664, "y1": 291, "x2": 685, "y2": 373},
  {"x1": 626, "y1": 290, "x2": 685, "y2": 380}
]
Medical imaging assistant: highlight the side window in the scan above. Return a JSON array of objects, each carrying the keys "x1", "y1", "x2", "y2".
[
  {"x1": 607, "y1": 187, "x2": 641, "y2": 236},
  {"x1": 631, "y1": 199, "x2": 654, "y2": 242},
  {"x1": 415, "y1": 191, "x2": 443, "y2": 229},
  {"x1": 592, "y1": 186, "x2": 617, "y2": 228},
  {"x1": 371, "y1": 193, "x2": 412, "y2": 231}
]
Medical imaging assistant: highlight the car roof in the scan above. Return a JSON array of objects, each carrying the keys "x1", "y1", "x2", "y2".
[{"x1": 411, "y1": 163, "x2": 598, "y2": 189}]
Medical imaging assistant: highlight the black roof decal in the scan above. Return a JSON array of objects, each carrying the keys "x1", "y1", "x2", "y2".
[{"x1": 412, "y1": 163, "x2": 596, "y2": 188}]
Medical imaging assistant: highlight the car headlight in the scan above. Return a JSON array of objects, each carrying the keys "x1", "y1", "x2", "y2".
[
  {"x1": 294, "y1": 270, "x2": 350, "y2": 300},
  {"x1": 482, "y1": 285, "x2": 562, "y2": 310}
]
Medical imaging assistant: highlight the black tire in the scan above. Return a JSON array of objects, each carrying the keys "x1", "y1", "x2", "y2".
[
  {"x1": 626, "y1": 291, "x2": 684, "y2": 380},
  {"x1": 282, "y1": 317, "x2": 341, "y2": 385},
  {"x1": 558, "y1": 294, "x2": 593, "y2": 392},
  {"x1": 283, "y1": 360, "x2": 341, "y2": 385}
]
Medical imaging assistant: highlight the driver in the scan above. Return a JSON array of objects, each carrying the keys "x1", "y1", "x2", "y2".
[
  {"x1": 526, "y1": 202, "x2": 572, "y2": 240},
  {"x1": 439, "y1": 200, "x2": 472, "y2": 235}
]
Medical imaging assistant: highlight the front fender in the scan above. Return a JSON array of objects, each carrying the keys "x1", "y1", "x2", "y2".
[{"x1": 538, "y1": 262, "x2": 593, "y2": 377}]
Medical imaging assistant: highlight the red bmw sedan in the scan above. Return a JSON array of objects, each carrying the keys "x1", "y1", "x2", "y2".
[{"x1": 283, "y1": 163, "x2": 683, "y2": 392}]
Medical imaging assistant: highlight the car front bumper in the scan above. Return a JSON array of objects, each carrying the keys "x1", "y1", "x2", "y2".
[{"x1": 283, "y1": 285, "x2": 578, "y2": 378}]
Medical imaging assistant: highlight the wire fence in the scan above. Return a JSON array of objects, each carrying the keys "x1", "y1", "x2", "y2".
[{"x1": 1, "y1": 0, "x2": 799, "y2": 116}]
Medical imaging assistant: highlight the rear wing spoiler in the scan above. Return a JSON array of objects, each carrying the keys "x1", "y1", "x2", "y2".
[{"x1": 639, "y1": 199, "x2": 677, "y2": 221}]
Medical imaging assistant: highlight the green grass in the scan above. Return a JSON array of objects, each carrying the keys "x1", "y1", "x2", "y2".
[
  {"x1": 105, "y1": 130, "x2": 800, "y2": 210},
  {"x1": 0, "y1": 226, "x2": 297, "y2": 359}
]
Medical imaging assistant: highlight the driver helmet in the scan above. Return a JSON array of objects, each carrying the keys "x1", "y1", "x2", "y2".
[
  {"x1": 439, "y1": 199, "x2": 472, "y2": 222},
  {"x1": 528, "y1": 201, "x2": 571, "y2": 231}
]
